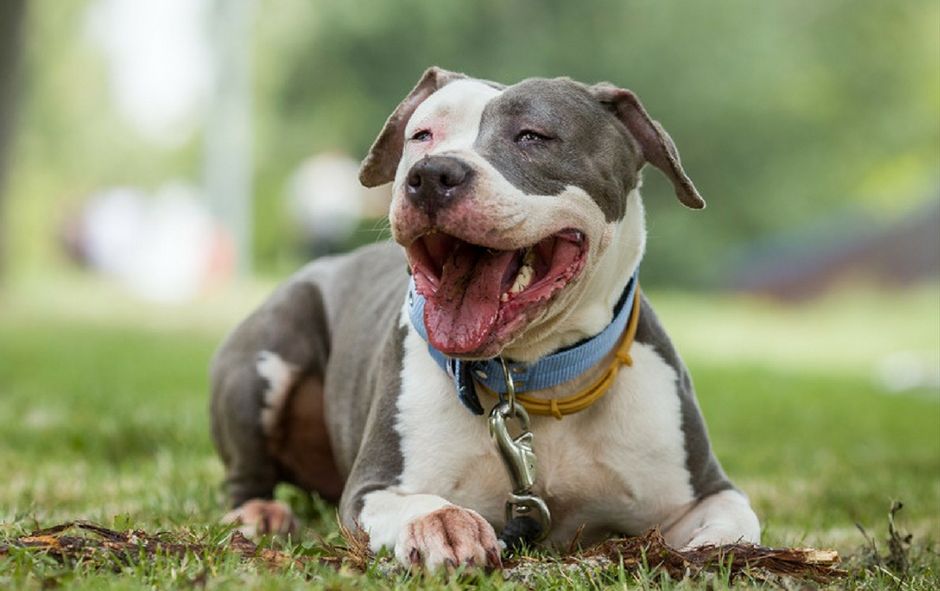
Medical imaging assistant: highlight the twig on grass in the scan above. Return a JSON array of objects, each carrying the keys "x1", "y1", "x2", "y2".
[
  {"x1": 504, "y1": 529, "x2": 845, "y2": 584},
  {"x1": 854, "y1": 500, "x2": 917, "y2": 583},
  {"x1": 0, "y1": 520, "x2": 301, "y2": 571},
  {"x1": 306, "y1": 514, "x2": 372, "y2": 572},
  {"x1": 1, "y1": 520, "x2": 845, "y2": 584}
]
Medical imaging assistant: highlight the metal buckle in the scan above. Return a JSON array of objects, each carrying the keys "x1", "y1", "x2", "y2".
[{"x1": 488, "y1": 358, "x2": 551, "y2": 542}]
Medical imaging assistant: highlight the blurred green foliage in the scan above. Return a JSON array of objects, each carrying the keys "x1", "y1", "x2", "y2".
[{"x1": 7, "y1": 0, "x2": 939, "y2": 284}]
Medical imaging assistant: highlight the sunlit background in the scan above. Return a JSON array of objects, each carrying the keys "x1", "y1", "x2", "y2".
[{"x1": 0, "y1": 0, "x2": 938, "y2": 565}]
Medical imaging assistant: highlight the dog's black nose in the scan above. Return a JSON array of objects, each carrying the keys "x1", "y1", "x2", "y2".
[{"x1": 405, "y1": 156, "x2": 473, "y2": 216}]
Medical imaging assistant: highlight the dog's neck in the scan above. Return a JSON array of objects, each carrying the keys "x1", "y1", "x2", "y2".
[{"x1": 502, "y1": 189, "x2": 646, "y2": 363}]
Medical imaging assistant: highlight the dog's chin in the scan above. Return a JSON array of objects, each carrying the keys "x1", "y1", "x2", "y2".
[{"x1": 406, "y1": 228, "x2": 588, "y2": 359}]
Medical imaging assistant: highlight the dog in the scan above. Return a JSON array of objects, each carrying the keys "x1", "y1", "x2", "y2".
[{"x1": 210, "y1": 67, "x2": 761, "y2": 569}]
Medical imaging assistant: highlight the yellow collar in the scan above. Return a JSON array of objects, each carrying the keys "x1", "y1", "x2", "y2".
[{"x1": 477, "y1": 286, "x2": 641, "y2": 419}]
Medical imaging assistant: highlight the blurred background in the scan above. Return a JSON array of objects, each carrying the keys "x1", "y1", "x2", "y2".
[
  {"x1": 0, "y1": 0, "x2": 937, "y2": 552},
  {"x1": 2, "y1": 0, "x2": 938, "y2": 292}
]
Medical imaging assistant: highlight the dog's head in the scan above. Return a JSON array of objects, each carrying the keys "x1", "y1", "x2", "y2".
[{"x1": 360, "y1": 67, "x2": 703, "y2": 360}]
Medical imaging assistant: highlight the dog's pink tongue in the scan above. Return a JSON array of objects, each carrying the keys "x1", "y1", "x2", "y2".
[{"x1": 425, "y1": 243, "x2": 516, "y2": 355}]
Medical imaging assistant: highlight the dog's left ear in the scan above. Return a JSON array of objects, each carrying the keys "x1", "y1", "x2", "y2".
[
  {"x1": 590, "y1": 83, "x2": 705, "y2": 209},
  {"x1": 359, "y1": 67, "x2": 466, "y2": 187}
]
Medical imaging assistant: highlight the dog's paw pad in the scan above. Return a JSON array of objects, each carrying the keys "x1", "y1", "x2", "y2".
[
  {"x1": 395, "y1": 506, "x2": 501, "y2": 570},
  {"x1": 222, "y1": 499, "x2": 299, "y2": 538}
]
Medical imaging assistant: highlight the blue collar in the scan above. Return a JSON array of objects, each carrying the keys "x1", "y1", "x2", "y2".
[{"x1": 407, "y1": 271, "x2": 639, "y2": 415}]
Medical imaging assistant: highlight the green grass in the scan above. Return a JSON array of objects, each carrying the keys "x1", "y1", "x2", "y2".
[{"x1": 1, "y1": 275, "x2": 938, "y2": 589}]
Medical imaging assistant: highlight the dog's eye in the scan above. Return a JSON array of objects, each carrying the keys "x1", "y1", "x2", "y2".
[
  {"x1": 410, "y1": 129, "x2": 432, "y2": 142},
  {"x1": 515, "y1": 129, "x2": 553, "y2": 144}
]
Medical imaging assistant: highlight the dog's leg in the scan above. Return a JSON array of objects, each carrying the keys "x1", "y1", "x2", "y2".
[
  {"x1": 663, "y1": 489, "x2": 760, "y2": 549},
  {"x1": 210, "y1": 351, "x2": 283, "y2": 520},
  {"x1": 333, "y1": 320, "x2": 502, "y2": 570},
  {"x1": 338, "y1": 406, "x2": 502, "y2": 569},
  {"x1": 357, "y1": 489, "x2": 501, "y2": 570},
  {"x1": 210, "y1": 278, "x2": 334, "y2": 538},
  {"x1": 211, "y1": 350, "x2": 303, "y2": 537}
]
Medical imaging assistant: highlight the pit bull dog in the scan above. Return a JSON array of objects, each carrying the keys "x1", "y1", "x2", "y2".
[{"x1": 211, "y1": 67, "x2": 760, "y2": 569}]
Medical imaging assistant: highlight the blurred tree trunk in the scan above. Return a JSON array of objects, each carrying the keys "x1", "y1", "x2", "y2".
[{"x1": 0, "y1": 0, "x2": 27, "y2": 281}]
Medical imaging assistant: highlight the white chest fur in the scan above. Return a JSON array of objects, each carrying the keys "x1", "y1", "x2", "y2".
[{"x1": 395, "y1": 322, "x2": 695, "y2": 547}]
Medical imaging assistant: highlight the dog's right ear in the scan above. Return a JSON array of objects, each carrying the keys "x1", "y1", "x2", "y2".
[{"x1": 359, "y1": 67, "x2": 466, "y2": 187}]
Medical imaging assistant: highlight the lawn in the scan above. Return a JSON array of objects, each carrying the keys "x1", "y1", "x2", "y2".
[{"x1": 1, "y1": 274, "x2": 938, "y2": 589}]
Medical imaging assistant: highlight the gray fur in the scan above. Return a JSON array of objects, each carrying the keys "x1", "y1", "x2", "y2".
[
  {"x1": 336, "y1": 323, "x2": 409, "y2": 523},
  {"x1": 211, "y1": 242, "x2": 410, "y2": 516},
  {"x1": 210, "y1": 273, "x2": 331, "y2": 506},
  {"x1": 633, "y1": 295, "x2": 734, "y2": 499},
  {"x1": 475, "y1": 78, "x2": 641, "y2": 222}
]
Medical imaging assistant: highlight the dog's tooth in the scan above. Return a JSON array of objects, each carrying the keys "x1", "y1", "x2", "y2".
[
  {"x1": 501, "y1": 248, "x2": 537, "y2": 302},
  {"x1": 509, "y1": 263, "x2": 534, "y2": 295}
]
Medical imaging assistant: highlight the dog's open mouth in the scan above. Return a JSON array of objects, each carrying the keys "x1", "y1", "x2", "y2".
[{"x1": 407, "y1": 229, "x2": 588, "y2": 356}]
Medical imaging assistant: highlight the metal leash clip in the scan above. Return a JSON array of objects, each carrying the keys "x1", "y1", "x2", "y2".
[{"x1": 488, "y1": 358, "x2": 551, "y2": 543}]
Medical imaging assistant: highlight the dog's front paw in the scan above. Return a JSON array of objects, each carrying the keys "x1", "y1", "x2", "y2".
[
  {"x1": 680, "y1": 522, "x2": 757, "y2": 550},
  {"x1": 222, "y1": 499, "x2": 299, "y2": 538},
  {"x1": 395, "y1": 506, "x2": 502, "y2": 570}
]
